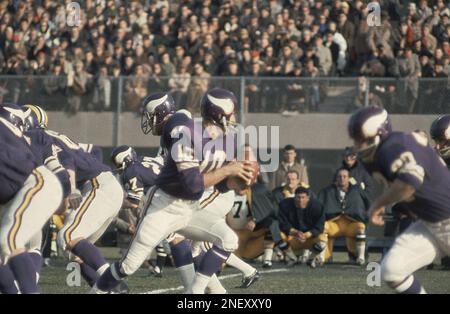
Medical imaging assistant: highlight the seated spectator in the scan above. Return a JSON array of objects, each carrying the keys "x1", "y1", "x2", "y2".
[
  {"x1": 271, "y1": 144, "x2": 309, "y2": 190},
  {"x1": 273, "y1": 169, "x2": 308, "y2": 204},
  {"x1": 278, "y1": 186, "x2": 327, "y2": 268},
  {"x1": 318, "y1": 168, "x2": 370, "y2": 265},
  {"x1": 341, "y1": 147, "x2": 375, "y2": 199}
]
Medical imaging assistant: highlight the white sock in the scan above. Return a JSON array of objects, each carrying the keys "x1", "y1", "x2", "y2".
[
  {"x1": 190, "y1": 273, "x2": 211, "y2": 294},
  {"x1": 96, "y1": 263, "x2": 110, "y2": 276},
  {"x1": 206, "y1": 274, "x2": 226, "y2": 294},
  {"x1": 356, "y1": 241, "x2": 366, "y2": 260},
  {"x1": 285, "y1": 247, "x2": 297, "y2": 260},
  {"x1": 226, "y1": 253, "x2": 256, "y2": 277},
  {"x1": 263, "y1": 248, "x2": 273, "y2": 262},
  {"x1": 177, "y1": 263, "x2": 196, "y2": 292}
]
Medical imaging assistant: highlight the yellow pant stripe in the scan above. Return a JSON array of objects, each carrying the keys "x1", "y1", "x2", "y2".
[
  {"x1": 64, "y1": 179, "x2": 99, "y2": 244},
  {"x1": 8, "y1": 170, "x2": 44, "y2": 252},
  {"x1": 200, "y1": 189, "x2": 220, "y2": 209}
]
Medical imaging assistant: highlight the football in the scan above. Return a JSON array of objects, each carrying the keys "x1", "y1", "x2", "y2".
[{"x1": 242, "y1": 146, "x2": 260, "y2": 186}]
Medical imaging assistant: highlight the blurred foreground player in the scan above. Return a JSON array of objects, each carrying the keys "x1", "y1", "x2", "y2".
[
  {"x1": 348, "y1": 106, "x2": 450, "y2": 294},
  {"x1": 0, "y1": 103, "x2": 63, "y2": 294}
]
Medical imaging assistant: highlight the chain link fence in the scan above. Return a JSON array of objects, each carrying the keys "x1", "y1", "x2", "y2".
[{"x1": 0, "y1": 75, "x2": 448, "y2": 120}]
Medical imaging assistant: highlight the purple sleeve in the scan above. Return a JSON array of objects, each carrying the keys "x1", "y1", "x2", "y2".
[
  {"x1": 58, "y1": 149, "x2": 76, "y2": 171},
  {"x1": 55, "y1": 171, "x2": 71, "y2": 198},
  {"x1": 91, "y1": 146, "x2": 103, "y2": 162},
  {"x1": 379, "y1": 144, "x2": 424, "y2": 190},
  {"x1": 179, "y1": 167, "x2": 205, "y2": 196}
]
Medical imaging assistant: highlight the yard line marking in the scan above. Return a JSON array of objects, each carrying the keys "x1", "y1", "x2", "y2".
[{"x1": 141, "y1": 268, "x2": 288, "y2": 294}]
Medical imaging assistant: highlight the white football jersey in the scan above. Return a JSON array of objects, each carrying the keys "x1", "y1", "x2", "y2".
[{"x1": 227, "y1": 192, "x2": 252, "y2": 230}]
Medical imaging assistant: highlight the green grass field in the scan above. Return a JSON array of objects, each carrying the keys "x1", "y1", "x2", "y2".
[{"x1": 37, "y1": 248, "x2": 450, "y2": 294}]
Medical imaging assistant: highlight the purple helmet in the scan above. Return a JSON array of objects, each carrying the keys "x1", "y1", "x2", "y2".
[
  {"x1": 430, "y1": 114, "x2": 450, "y2": 159},
  {"x1": 0, "y1": 103, "x2": 25, "y2": 131},
  {"x1": 111, "y1": 145, "x2": 138, "y2": 170},
  {"x1": 348, "y1": 106, "x2": 392, "y2": 162},
  {"x1": 200, "y1": 88, "x2": 237, "y2": 130},
  {"x1": 141, "y1": 92, "x2": 176, "y2": 136}
]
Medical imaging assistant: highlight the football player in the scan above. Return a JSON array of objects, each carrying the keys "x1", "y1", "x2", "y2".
[
  {"x1": 0, "y1": 103, "x2": 63, "y2": 293},
  {"x1": 22, "y1": 104, "x2": 125, "y2": 290},
  {"x1": 226, "y1": 176, "x2": 284, "y2": 269},
  {"x1": 111, "y1": 145, "x2": 169, "y2": 277},
  {"x1": 348, "y1": 106, "x2": 450, "y2": 294},
  {"x1": 92, "y1": 90, "x2": 255, "y2": 294},
  {"x1": 430, "y1": 114, "x2": 450, "y2": 169},
  {"x1": 430, "y1": 114, "x2": 450, "y2": 269}
]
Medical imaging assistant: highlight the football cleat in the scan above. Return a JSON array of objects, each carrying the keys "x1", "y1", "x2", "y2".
[
  {"x1": 307, "y1": 258, "x2": 317, "y2": 269},
  {"x1": 150, "y1": 265, "x2": 163, "y2": 278},
  {"x1": 238, "y1": 270, "x2": 260, "y2": 289},
  {"x1": 356, "y1": 258, "x2": 365, "y2": 266},
  {"x1": 262, "y1": 260, "x2": 272, "y2": 268},
  {"x1": 111, "y1": 281, "x2": 130, "y2": 294}
]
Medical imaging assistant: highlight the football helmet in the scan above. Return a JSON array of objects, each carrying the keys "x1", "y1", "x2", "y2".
[
  {"x1": 111, "y1": 145, "x2": 138, "y2": 170},
  {"x1": 200, "y1": 88, "x2": 237, "y2": 131},
  {"x1": 0, "y1": 103, "x2": 26, "y2": 131},
  {"x1": 347, "y1": 106, "x2": 392, "y2": 163},
  {"x1": 430, "y1": 114, "x2": 450, "y2": 160},
  {"x1": 22, "y1": 104, "x2": 48, "y2": 131},
  {"x1": 141, "y1": 92, "x2": 176, "y2": 136}
]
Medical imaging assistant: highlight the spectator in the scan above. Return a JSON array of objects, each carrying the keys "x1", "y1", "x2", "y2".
[
  {"x1": 341, "y1": 147, "x2": 375, "y2": 199},
  {"x1": 43, "y1": 60, "x2": 67, "y2": 110},
  {"x1": 0, "y1": 0, "x2": 449, "y2": 116},
  {"x1": 67, "y1": 60, "x2": 92, "y2": 114},
  {"x1": 315, "y1": 36, "x2": 332, "y2": 76},
  {"x1": 168, "y1": 65, "x2": 191, "y2": 110},
  {"x1": 148, "y1": 63, "x2": 166, "y2": 95},
  {"x1": 185, "y1": 63, "x2": 210, "y2": 113},
  {"x1": 397, "y1": 47, "x2": 421, "y2": 113},
  {"x1": 272, "y1": 170, "x2": 304, "y2": 205},
  {"x1": 245, "y1": 62, "x2": 264, "y2": 112},
  {"x1": 90, "y1": 65, "x2": 111, "y2": 111},
  {"x1": 318, "y1": 168, "x2": 370, "y2": 265},
  {"x1": 278, "y1": 186, "x2": 327, "y2": 268},
  {"x1": 160, "y1": 52, "x2": 175, "y2": 77},
  {"x1": 271, "y1": 144, "x2": 309, "y2": 190},
  {"x1": 422, "y1": 24, "x2": 438, "y2": 55}
]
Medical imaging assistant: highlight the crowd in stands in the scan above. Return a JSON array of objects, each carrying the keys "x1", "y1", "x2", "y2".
[{"x1": 1, "y1": 0, "x2": 450, "y2": 113}]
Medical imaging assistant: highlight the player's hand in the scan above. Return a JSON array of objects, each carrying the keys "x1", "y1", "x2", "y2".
[
  {"x1": 369, "y1": 206, "x2": 385, "y2": 226},
  {"x1": 225, "y1": 161, "x2": 254, "y2": 185},
  {"x1": 68, "y1": 190, "x2": 82, "y2": 210},
  {"x1": 128, "y1": 224, "x2": 136, "y2": 235},
  {"x1": 297, "y1": 232, "x2": 307, "y2": 242},
  {"x1": 245, "y1": 219, "x2": 256, "y2": 231}
]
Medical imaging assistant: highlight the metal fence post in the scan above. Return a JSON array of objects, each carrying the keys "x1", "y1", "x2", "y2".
[
  {"x1": 113, "y1": 76, "x2": 123, "y2": 147},
  {"x1": 240, "y1": 76, "x2": 246, "y2": 126},
  {"x1": 364, "y1": 77, "x2": 370, "y2": 107}
]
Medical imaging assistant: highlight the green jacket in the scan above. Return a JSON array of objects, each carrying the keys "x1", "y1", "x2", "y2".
[{"x1": 317, "y1": 184, "x2": 371, "y2": 223}]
